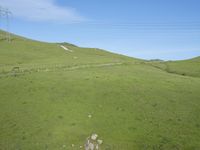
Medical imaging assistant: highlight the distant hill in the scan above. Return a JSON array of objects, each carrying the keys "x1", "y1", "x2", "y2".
[
  {"x1": 148, "y1": 56, "x2": 200, "y2": 77},
  {"x1": 165, "y1": 57, "x2": 200, "y2": 77}
]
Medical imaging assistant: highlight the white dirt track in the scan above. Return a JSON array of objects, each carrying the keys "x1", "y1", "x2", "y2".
[{"x1": 60, "y1": 45, "x2": 73, "y2": 52}]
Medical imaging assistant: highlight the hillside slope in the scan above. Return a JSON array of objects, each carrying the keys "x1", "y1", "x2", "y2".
[
  {"x1": 147, "y1": 57, "x2": 200, "y2": 78},
  {"x1": 165, "y1": 57, "x2": 200, "y2": 77},
  {"x1": 0, "y1": 30, "x2": 200, "y2": 150},
  {"x1": 0, "y1": 30, "x2": 139, "y2": 74}
]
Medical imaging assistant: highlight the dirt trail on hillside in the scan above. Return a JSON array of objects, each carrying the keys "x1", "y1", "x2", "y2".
[
  {"x1": 0, "y1": 62, "x2": 123, "y2": 77},
  {"x1": 60, "y1": 45, "x2": 73, "y2": 52}
]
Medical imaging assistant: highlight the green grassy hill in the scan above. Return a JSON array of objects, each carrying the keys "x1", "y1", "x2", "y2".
[
  {"x1": 0, "y1": 30, "x2": 200, "y2": 150},
  {"x1": 0, "y1": 30, "x2": 139, "y2": 73},
  {"x1": 165, "y1": 57, "x2": 200, "y2": 77},
  {"x1": 148, "y1": 57, "x2": 200, "y2": 77}
]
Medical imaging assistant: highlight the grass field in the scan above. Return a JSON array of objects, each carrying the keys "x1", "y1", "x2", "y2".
[
  {"x1": 147, "y1": 57, "x2": 200, "y2": 78},
  {"x1": 0, "y1": 30, "x2": 200, "y2": 150}
]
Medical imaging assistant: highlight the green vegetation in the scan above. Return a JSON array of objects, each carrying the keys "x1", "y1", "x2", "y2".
[
  {"x1": 148, "y1": 57, "x2": 200, "y2": 78},
  {"x1": 164, "y1": 58, "x2": 200, "y2": 77},
  {"x1": 0, "y1": 30, "x2": 200, "y2": 149}
]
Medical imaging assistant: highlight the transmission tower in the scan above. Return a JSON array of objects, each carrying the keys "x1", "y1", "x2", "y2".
[
  {"x1": 5, "y1": 8, "x2": 12, "y2": 42},
  {"x1": 0, "y1": 6, "x2": 12, "y2": 42},
  {"x1": 0, "y1": 6, "x2": 3, "y2": 40}
]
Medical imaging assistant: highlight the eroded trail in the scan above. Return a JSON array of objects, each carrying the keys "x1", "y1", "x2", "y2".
[
  {"x1": 0, "y1": 62, "x2": 123, "y2": 77},
  {"x1": 60, "y1": 45, "x2": 73, "y2": 52}
]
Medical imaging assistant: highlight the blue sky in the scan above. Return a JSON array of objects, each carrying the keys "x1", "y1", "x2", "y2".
[{"x1": 1, "y1": 0, "x2": 200, "y2": 60}]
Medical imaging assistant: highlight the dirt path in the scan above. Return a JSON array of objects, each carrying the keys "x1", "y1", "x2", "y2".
[
  {"x1": 60, "y1": 45, "x2": 73, "y2": 52},
  {"x1": 0, "y1": 62, "x2": 123, "y2": 77}
]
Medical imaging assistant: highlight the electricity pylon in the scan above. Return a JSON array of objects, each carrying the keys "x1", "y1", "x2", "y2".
[
  {"x1": 5, "y1": 8, "x2": 12, "y2": 42},
  {"x1": 0, "y1": 6, "x2": 12, "y2": 42},
  {"x1": 0, "y1": 6, "x2": 3, "y2": 40}
]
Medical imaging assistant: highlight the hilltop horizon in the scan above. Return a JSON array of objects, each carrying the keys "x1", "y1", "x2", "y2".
[
  {"x1": 1, "y1": 0, "x2": 200, "y2": 60},
  {"x1": 1, "y1": 29, "x2": 199, "y2": 62}
]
